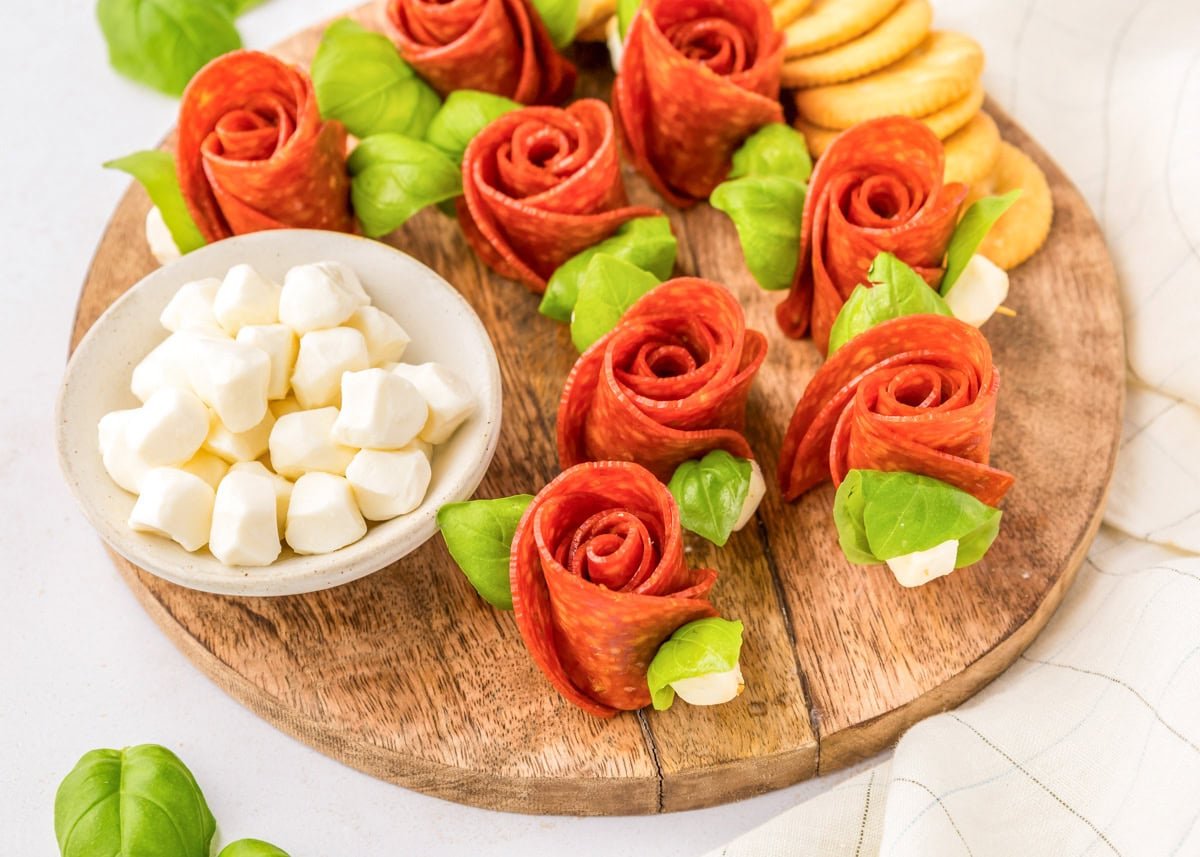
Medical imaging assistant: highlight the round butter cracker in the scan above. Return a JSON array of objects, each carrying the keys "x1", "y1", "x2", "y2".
[
  {"x1": 978, "y1": 142, "x2": 1054, "y2": 270},
  {"x1": 943, "y1": 110, "x2": 1001, "y2": 187},
  {"x1": 782, "y1": 0, "x2": 932, "y2": 89},
  {"x1": 575, "y1": 0, "x2": 616, "y2": 41},
  {"x1": 784, "y1": 0, "x2": 903, "y2": 58},
  {"x1": 773, "y1": 0, "x2": 816, "y2": 29},
  {"x1": 793, "y1": 30, "x2": 984, "y2": 128}
]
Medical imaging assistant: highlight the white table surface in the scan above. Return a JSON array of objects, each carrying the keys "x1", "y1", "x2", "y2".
[{"x1": 0, "y1": 0, "x2": 1136, "y2": 852}]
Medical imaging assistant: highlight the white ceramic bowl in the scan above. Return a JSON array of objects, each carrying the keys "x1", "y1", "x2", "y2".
[{"x1": 57, "y1": 230, "x2": 502, "y2": 596}]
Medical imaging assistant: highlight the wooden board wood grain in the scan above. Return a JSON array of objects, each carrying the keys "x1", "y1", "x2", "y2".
[{"x1": 68, "y1": 6, "x2": 1124, "y2": 815}]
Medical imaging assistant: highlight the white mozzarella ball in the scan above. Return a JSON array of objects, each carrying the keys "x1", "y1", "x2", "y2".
[
  {"x1": 187, "y1": 337, "x2": 271, "y2": 433},
  {"x1": 346, "y1": 447, "x2": 432, "y2": 521},
  {"x1": 209, "y1": 468, "x2": 282, "y2": 566},
  {"x1": 278, "y1": 262, "x2": 365, "y2": 334},
  {"x1": 291, "y1": 328, "x2": 369, "y2": 409},
  {"x1": 670, "y1": 664, "x2": 745, "y2": 707},
  {"x1": 886, "y1": 539, "x2": 960, "y2": 588},
  {"x1": 144, "y1": 207, "x2": 181, "y2": 266},
  {"x1": 268, "y1": 407, "x2": 357, "y2": 479},
  {"x1": 130, "y1": 332, "x2": 210, "y2": 402},
  {"x1": 407, "y1": 438, "x2": 434, "y2": 462},
  {"x1": 128, "y1": 467, "x2": 215, "y2": 552},
  {"x1": 159, "y1": 278, "x2": 224, "y2": 335},
  {"x1": 388, "y1": 362, "x2": 476, "y2": 444},
  {"x1": 204, "y1": 408, "x2": 275, "y2": 463},
  {"x1": 285, "y1": 472, "x2": 367, "y2": 555},
  {"x1": 230, "y1": 461, "x2": 292, "y2": 535},
  {"x1": 332, "y1": 369, "x2": 428, "y2": 450},
  {"x1": 236, "y1": 324, "x2": 297, "y2": 400},
  {"x1": 732, "y1": 460, "x2": 767, "y2": 532},
  {"x1": 269, "y1": 396, "x2": 302, "y2": 419},
  {"x1": 99, "y1": 409, "x2": 151, "y2": 493},
  {"x1": 311, "y1": 260, "x2": 370, "y2": 304},
  {"x1": 344, "y1": 306, "x2": 410, "y2": 365},
  {"x1": 178, "y1": 450, "x2": 230, "y2": 490},
  {"x1": 945, "y1": 254, "x2": 1010, "y2": 327},
  {"x1": 126, "y1": 387, "x2": 210, "y2": 467},
  {"x1": 213, "y1": 264, "x2": 282, "y2": 335}
]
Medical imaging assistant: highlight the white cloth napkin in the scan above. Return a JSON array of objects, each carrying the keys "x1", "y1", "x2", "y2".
[{"x1": 709, "y1": 0, "x2": 1200, "y2": 853}]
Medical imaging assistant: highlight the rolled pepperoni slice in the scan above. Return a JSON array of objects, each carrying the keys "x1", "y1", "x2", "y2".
[
  {"x1": 779, "y1": 314, "x2": 1014, "y2": 505},
  {"x1": 511, "y1": 461, "x2": 719, "y2": 717},
  {"x1": 176, "y1": 51, "x2": 353, "y2": 242},
  {"x1": 558, "y1": 278, "x2": 768, "y2": 481},
  {"x1": 383, "y1": 0, "x2": 576, "y2": 105},
  {"x1": 458, "y1": 98, "x2": 662, "y2": 293},
  {"x1": 776, "y1": 116, "x2": 968, "y2": 352},
  {"x1": 613, "y1": 0, "x2": 785, "y2": 207}
]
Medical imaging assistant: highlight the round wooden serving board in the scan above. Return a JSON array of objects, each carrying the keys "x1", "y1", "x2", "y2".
[{"x1": 70, "y1": 5, "x2": 1124, "y2": 815}]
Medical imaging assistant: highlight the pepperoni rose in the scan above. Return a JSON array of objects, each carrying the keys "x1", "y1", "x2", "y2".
[
  {"x1": 779, "y1": 314, "x2": 1014, "y2": 506},
  {"x1": 176, "y1": 51, "x2": 353, "y2": 242},
  {"x1": 458, "y1": 98, "x2": 662, "y2": 293},
  {"x1": 511, "y1": 462, "x2": 719, "y2": 717},
  {"x1": 383, "y1": 0, "x2": 575, "y2": 105},
  {"x1": 776, "y1": 116, "x2": 968, "y2": 351},
  {"x1": 558, "y1": 279, "x2": 767, "y2": 481},
  {"x1": 613, "y1": 0, "x2": 784, "y2": 206}
]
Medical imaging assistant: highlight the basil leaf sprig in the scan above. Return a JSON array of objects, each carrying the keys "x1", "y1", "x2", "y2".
[
  {"x1": 55, "y1": 744, "x2": 216, "y2": 857},
  {"x1": 97, "y1": 0, "x2": 242, "y2": 96},
  {"x1": 348, "y1": 134, "x2": 462, "y2": 238},
  {"x1": 826, "y1": 252, "x2": 952, "y2": 356},
  {"x1": 438, "y1": 495, "x2": 535, "y2": 610},
  {"x1": 218, "y1": 840, "x2": 292, "y2": 857},
  {"x1": 710, "y1": 124, "x2": 812, "y2": 292},
  {"x1": 941, "y1": 190, "x2": 1022, "y2": 294},
  {"x1": 312, "y1": 19, "x2": 441, "y2": 140},
  {"x1": 530, "y1": 0, "x2": 580, "y2": 49},
  {"x1": 667, "y1": 451, "x2": 758, "y2": 547},
  {"x1": 539, "y1": 216, "x2": 677, "y2": 323},
  {"x1": 833, "y1": 470, "x2": 1002, "y2": 569},
  {"x1": 104, "y1": 150, "x2": 206, "y2": 255},
  {"x1": 647, "y1": 618, "x2": 745, "y2": 711},
  {"x1": 425, "y1": 90, "x2": 522, "y2": 166},
  {"x1": 570, "y1": 255, "x2": 661, "y2": 351}
]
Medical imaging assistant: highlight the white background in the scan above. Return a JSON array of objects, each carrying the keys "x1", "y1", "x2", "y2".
[{"x1": 0, "y1": 0, "x2": 1150, "y2": 853}]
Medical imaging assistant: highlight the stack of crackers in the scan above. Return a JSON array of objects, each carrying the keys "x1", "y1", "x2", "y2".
[{"x1": 774, "y1": 0, "x2": 1052, "y2": 269}]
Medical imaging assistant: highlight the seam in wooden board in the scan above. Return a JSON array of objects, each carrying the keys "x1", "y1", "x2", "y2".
[{"x1": 635, "y1": 710, "x2": 666, "y2": 812}]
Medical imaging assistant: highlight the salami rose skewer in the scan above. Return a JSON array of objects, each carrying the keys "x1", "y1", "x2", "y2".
[
  {"x1": 558, "y1": 279, "x2": 767, "y2": 481},
  {"x1": 176, "y1": 51, "x2": 354, "y2": 242},
  {"x1": 779, "y1": 314, "x2": 1014, "y2": 506},
  {"x1": 458, "y1": 98, "x2": 662, "y2": 293},
  {"x1": 613, "y1": 0, "x2": 784, "y2": 206},
  {"x1": 776, "y1": 116, "x2": 968, "y2": 351},
  {"x1": 383, "y1": 0, "x2": 575, "y2": 105},
  {"x1": 511, "y1": 461, "x2": 719, "y2": 717}
]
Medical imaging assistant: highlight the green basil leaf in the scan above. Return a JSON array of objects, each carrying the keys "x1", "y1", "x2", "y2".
[
  {"x1": 831, "y1": 471, "x2": 878, "y2": 564},
  {"x1": 55, "y1": 744, "x2": 216, "y2": 857},
  {"x1": 96, "y1": 0, "x2": 241, "y2": 96},
  {"x1": 539, "y1": 216, "x2": 676, "y2": 322},
  {"x1": 104, "y1": 150, "x2": 206, "y2": 255},
  {"x1": 728, "y1": 124, "x2": 812, "y2": 183},
  {"x1": 438, "y1": 495, "x2": 534, "y2": 610},
  {"x1": 220, "y1": 0, "x2": 265, "y2": 15},
  {"x1": 710, "y1": 175, "x2": 806, "y2": 292},
  {"x1": 348, "y1": 134, "x2": 462, "y2": 238},
  {"x1": 941, "y1": 190, "x2": 1022, "y2": 295},
  {"x1": 832, "y1": 470, "x2": 1002, "y2": 567},
  {"x1": 530, "y1": 0, "x2": 579, "y2": 49},
  {"x1": 425, "y1": 90, "x2": 522, "y2": 166},
  {"x1": 647, "y1": 618, "x2": 744, "y2": 711},
  {"x1": 312, "y1": 19, "x2": 441, "y2": 140},
  {"x1": 667, "y1": 451, "x2": 753, "y2": 547},
  {"x1": 617, "y1": 0, "x2": 641, "y2": 38},
  {"x1": 218, "y1": 840, "x2": 291, "y2": 857},
  {"x1": 569, "y1": 254, "x2": 661, "y2": 351},
  {"x1": 826, "y1": 252, "x2": 952, "y2": 356}
]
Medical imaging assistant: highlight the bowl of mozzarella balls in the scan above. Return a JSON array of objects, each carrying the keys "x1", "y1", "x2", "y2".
[{"x1": 57, "y1": 230, "x2": 502, "y2": 596}]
